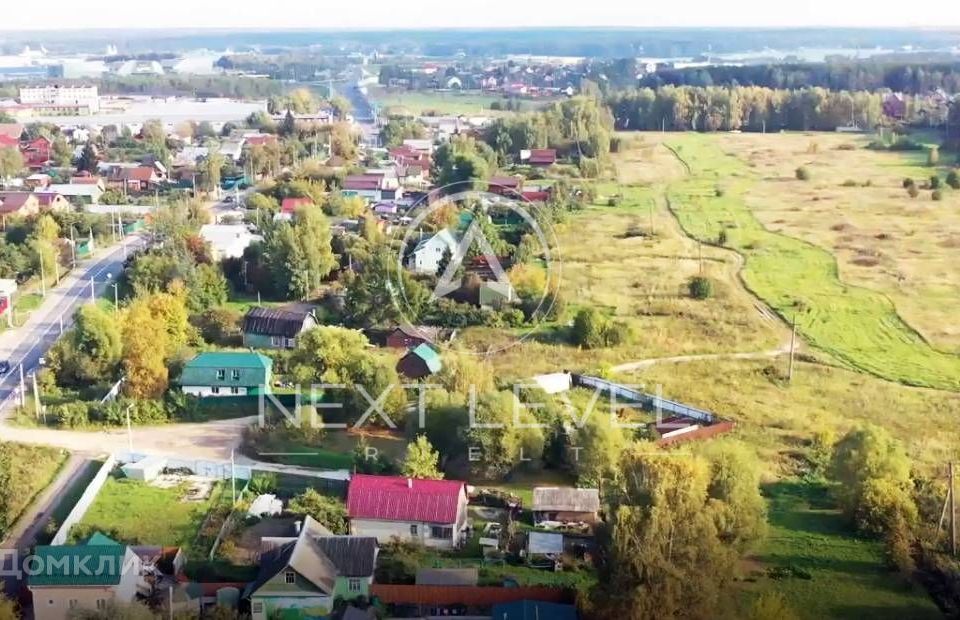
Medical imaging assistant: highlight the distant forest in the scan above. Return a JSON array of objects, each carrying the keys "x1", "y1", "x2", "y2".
[{"x1": 637, "y1": 62, "x2": 960, "y2": 95}]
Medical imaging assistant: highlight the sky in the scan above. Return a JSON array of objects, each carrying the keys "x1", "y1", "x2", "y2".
[{"x1": 5, "y1": 0, "x2": 960, "y2": 31}]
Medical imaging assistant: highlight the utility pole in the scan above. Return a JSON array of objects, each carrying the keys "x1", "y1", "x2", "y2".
[
  {"x1": 951, "y1": 462, "x2": 957, "y2": 557},
  {"x1": 126, "y1": 404, "x2": 134, "y2": 455},
  {"x1": 112, "y1": 283, "x2": 119, "y2": 314},
  {"x1": 89, "y1": 277, "x2": 95, "y2": 303},
  {"x1": 230, "y1": 449, "x2": 236, "y2": 505},
  {"x1": 788, "y1": 315, "x2": 798, "y2": 382},
  {"x1": 18, "y1": 364, "x2": 25, "y2": 408},
  {"x1": 38, "y1": 253, "x2": 46, "y2": 298},
  {"x1": 31, "y1": 372, "x2": 41, "y2": 422},
  {"x1": 58, "y1": 314, "x2": 63, "y2": 335}
]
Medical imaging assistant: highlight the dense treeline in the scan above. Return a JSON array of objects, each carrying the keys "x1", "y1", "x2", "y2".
[
  {"x1": 606, "y1": 85, "x2": 884, "y2": 132},
  {"x1": 97, "y1": 75, "x2": 283, "y2": 99},
  {"x1": 637, "y1": 62, "x2": 960, "y2": 95}
]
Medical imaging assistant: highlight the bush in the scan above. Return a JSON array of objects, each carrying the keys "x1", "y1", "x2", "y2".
[
  {"x1": 795, "y1": 166, "x2": 811, "y2": 181},
  {"x1": 688, "y1": 276, "x2": 714, "y2": 300},
  {"x1": 287, "y1": 488, "x2": 347, "y2": 533},
  {"x1": 902, "y1": 177, "x2": 915, "y2": 189},
  {"x1": 932, "y1": 189, "x2": 943, "y2": 201},
  {"x1": 947, "y1": 170, "x2": 960, "y2": 189},
  {"x1": 717, "y1": 228, "x2": 728, "y2": 246},
  {"x1": 907, "y1": 185, "x2": 920, "y2": 198},
  {"x1": 841, "y1": 179, "x2": 858, "y2": 187},
  {"x1": 930, "y1": 175, "x2": 941, "y2": 190}
]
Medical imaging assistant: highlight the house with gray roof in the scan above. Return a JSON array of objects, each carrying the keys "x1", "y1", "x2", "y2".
[
  {"x1": 532, "y1": 487, "x2": 601, "y2": 525},
  {"x1": 246, "y1": 515, "x2": 378, "y2": 620},
  {"x1": 242, "y1": 306, "x2": 317, "y2": 349}
]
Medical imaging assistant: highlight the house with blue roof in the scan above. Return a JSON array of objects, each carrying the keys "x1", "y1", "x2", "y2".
[{"x1": 179, "y1": 351, "x2": 273, "y2": 397}]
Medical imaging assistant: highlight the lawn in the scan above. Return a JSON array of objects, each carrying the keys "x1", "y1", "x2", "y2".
[
  {"x1": 662, "y1": 133, "x2": 960, "y2": 391},
  {"x1": 75, "y1": 475, "x2": 223, "y2": 555},
  {"x1": 0, "y1": 442, "x2": 68, "y2": 537},
  {"x1": 740, "y1": 481, "x2": 940, "y2": 619},
  {"x1": 247, "y1": 429, "x2": 408, "y2": 470}
]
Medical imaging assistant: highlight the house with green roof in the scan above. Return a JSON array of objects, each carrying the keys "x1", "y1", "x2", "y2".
[
  {"x1": 29, "y1": 534, "x2": 143, "y2": 620},
  {"x1": 396, "y1": 343, "x2": 442, "y2": 380},
  {"x1": 179, "y1": 351, "x2": 273, "y2": 397},
  {"x1": 246, "y1": 516, "x2": 378, "y2": 620}
]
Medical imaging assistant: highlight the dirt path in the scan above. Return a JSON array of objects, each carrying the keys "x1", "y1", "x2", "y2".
[{"x1": 610, "y1": 343, "x2": 791, "y2": 374}]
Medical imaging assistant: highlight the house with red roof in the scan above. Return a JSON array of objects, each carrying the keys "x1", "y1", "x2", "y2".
[
  {"x1": 0, "y1": 192, "x2": 41, "y2": 218},
  {"x1": 346, "y1": 474, "x2": 468, "y2": 549},
  {"x1": 488, "y1": 175, "x2": 523, "y2": 196},
  {"x1": 523, "y1": 148, "x2": 557, "y2": 167},
  {"x1": 21, "y1": 136, "x2": 52, "y2": 170}
]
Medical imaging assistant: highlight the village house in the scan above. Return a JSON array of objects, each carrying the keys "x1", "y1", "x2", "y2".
[
  {"x1": 521, "y1": 148, "x2": 557, "y2": 167},
  {"x1": 34, "y1": 192, "x2": 71, "y2": 212},
  {"x1": 110, "y1": 165, "x2": 163, "y2": 194},
  {"x1": 24, "y1": 173, "x2": 51, "y2": 189},
  {"x1": 41, "y1": 183, "x2": 105, "y2": 205},
  {"x1": 179, "y1": 351, "x2": 272, "y2": 397},
  {"x1": 532, "y1": 487, "x2": 601, "y2": 525},
  {"x1": 247, "y1": 516, "x2": 378, "y2": 620},
  {"x1": 198, "y1": 223, "x2": 262, "y2": 260},
  {"x1": 385, "y1": 324, "x2": 441, "y2": 349},
  {"x1": 21, "y1": 136, "x2": 52, "y2": 169},
  {"x1": 406, "y1": 229, "x2": 458, "y2": 274},
  {"x1": 396, "y1": 343, "x2": 443, "y2": 380},
  {"x1": 29, "y1": 535, "x2": 144, "y2": 620},
  {"x1": 242, "y1": 306, "x2": 317, "y2": 349},
  {"x1": 0, "y1": 191, "x2": 42, "y2": 218},
  {"x1": 488, "y1": 175, "x2": 523, "y2": 196},
  {"x1": 347, "y1": 474, "x2": 468, "y2": 549}
]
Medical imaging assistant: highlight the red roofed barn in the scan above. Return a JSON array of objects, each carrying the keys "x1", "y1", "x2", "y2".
[{"x1": 347, "y1": 474, "x2": 468, "y2": 549}]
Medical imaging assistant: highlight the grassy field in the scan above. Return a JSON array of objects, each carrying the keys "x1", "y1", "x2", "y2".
[
  {"x1": 465, "y1": 141, "x2": 785, "y2": 379},
  {"x1": 715, "y1": 132, "x2": 960, "y2": 353},
  {"x1": 741, "y1": 481, "x2": 941, "y2": 620},
  {"x1": 369, "y1": 88, "x2": 556, "y2": 117},
  {"x1": 621, "y1": 357, "x2": 960, "y2": 478},
  {"x1": 248, "y1": 429, "x2": 408, "y2": 469},
  {"x1": 75, "y1": 475, "x2": 222, "y2": 554},
  {"x1": 0, "y1": 442, "x2": 68, "y2": 537},
  {"x1": 663, "y1": 133, "x2": 960, "y2": 390}
]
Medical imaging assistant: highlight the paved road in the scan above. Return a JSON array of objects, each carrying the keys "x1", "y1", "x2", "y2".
[{"x1": 0, "y1": 234, "x2": 148, "y2": 416}]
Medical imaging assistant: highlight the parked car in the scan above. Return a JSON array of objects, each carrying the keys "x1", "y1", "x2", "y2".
[{"x1": 0, "y1": 360, "x2": 9, "y2": 376}]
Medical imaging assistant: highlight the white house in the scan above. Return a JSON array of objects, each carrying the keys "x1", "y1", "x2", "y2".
[
  {"x1": 199, "y1": 224, "x2": 262, "y2": 261},
  {"x1": 346, "y1": 474, "x2": 468, "y2": 549},
  {"x1": 40, "y1": 184, "x2": 104, "y2": 205},
  {"x1": 406, "y1": 229, "x2": 458, "y2": 275}
]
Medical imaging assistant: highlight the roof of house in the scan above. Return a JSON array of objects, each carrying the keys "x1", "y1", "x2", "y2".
[
  {"x1": 0, "y1": 123, "x2": 23, "y2": 140},
  {"x1": 531, "y1": 487, "x2": 600, "y2": 513},
  {"x1": 281, "y1": 197, "x2": 313, "y2": 213},
  {"x1": 491, "y1": 600, "x2": 578, "y2": 620},
  {"x1": 0, "y1": 192, "x2": 37, "y2": 214},
  {"x1": 489, "y1": 175, "x2": 521, "y2": 188},
  {"x1": 528, "y1": 148, "x2": 557, "y2": 164},
  {"x1": 243, "y1": 306, "x2": 314, "y2": 338},
  {"x1": 43, "y1": 184, "x2": 103, "y2": 197},
  {"x1": 343, "y1": 175, "x2": 382, "y2": 191},
  {"x1": 244, "y1": 134, "x2": 277, "y2": 146},
  {"x1": 247, "y1": 516, "x2": 377, "y2": 597},
  {"x1": 347, "y1": 474, "x2": 465, "y2": 524},
  {"x1": 35, "y1": 193, "x2": 65, "y2": 207},
  {"x1": 30, "y1": 538, "x2": 131, "y2": 587},
  {"x1": 86, "y1": 532, "x2": 122, "y2": 546},
  {"x1": 179, "y1": 351, "x2": 272, "y2": 387},
  {"x1": 391, "y1": 324, "x2": 440, "y2": 343},
  {"x1": 404, "y1": 343, "x2": 442, "y2": 374},
  {"x1": 121, "y1": 166, "x2": 158, "y2": 182}
]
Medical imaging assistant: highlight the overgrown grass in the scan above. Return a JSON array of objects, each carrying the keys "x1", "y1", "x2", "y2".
[
  {"x1": 663, "y1": 133, "x2": 960, "y2": 390},
  {"x1": 75, "y1": 475, "x2": 222, "y2": 555},
  {"x1": 37, "y1": 459, "x2": 106, "y2": 545},
  {"x1": 740, "y1": 481, "x2": 940, "y2": 619},
  {"x1": 0, "y1": 442, "x2": 68, "y2": 537}
]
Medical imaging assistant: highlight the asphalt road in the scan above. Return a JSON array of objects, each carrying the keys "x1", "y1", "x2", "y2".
[{"x1": 0, "y1": 234, "x2": 148, "y2": 416}]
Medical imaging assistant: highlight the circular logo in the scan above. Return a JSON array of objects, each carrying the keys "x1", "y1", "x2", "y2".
[{"x1": 388, "y1": 180, "x2": 561, "y2": 355}]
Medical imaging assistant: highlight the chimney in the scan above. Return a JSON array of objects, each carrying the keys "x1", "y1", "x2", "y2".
[
  {"x1": 294, "y1": 520, "x2": 302, "y2": 534},
  {"x1": 406, "y1": 478, "x2": 413, "y2": 489}
]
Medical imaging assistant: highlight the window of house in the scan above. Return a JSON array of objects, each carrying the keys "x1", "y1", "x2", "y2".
[
  {"x1": 252, "y1": 602, "x2": 264, "y2": 614},
  {"x1": 96, "y1": 600, "x2": 106, "y2": 610},
  {"x1": 216, "y1": 369, "x2": 225, "y2": 380},
  {"x1": 409, "y1": 524, "x2": 418, "y2": 536},
  {"x1": 211, "y1": 386, "x2": 220, "y2": 395},
  {"x1": 68, "y1": 600, "x2": 77, "y2": 609},
  {"x1": 348, "y1": 577, "x2": 362, "y2": 592},
  {"x1": 271, "y1": 335, "x2": 284, "y2": 347},
  {"x1": 231, "y1": 369, "x2": 241, "y2": 381},
  {"x1": 431, "y1": 526, "x2": 453, "y2": 539},
  {"x1": 284, "y1": 570, "x2": 296, "y2": 584},
  {"x1": 230, "y1": 386, "x2": 240, "y2": 395}
]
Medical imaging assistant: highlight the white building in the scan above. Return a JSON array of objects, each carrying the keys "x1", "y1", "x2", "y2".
[
  {"x1": 199, "y1": 224, "x2": 262, "y2": 261},
  {"x1": 19, "y1": 84, "x2": 100, "y2": 114},
  {"x1": 406, "y1": 229, "x2": 458, "y2": 275}
]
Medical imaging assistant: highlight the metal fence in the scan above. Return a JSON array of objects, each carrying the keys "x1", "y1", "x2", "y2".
[
  {"x1": 572, "y1": 374, "x2": 719, "y2": 424},
  {"x1": 51, "y1": 455, "x2": 117, "y2": 545}
]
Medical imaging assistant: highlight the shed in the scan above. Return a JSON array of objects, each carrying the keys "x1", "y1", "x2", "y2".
[
  {"x1": 532, "y1": 487, "x2": 600, "y2": 524},
  {"x1": 396, "y1": 343, "x2": 442, "y2": 379}
]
